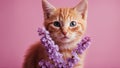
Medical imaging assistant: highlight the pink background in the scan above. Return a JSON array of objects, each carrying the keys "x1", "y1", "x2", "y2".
[{"x1": 0, "y1": 0, "x2": 120, "y2": 68}]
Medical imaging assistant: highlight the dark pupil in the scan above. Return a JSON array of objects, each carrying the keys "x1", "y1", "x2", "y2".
[
  {"x1": 54, "y1": 21, "x2": 60, "y2": 27},
  {"x1": 70, "y1": 21, "x2": 76, "y2": 27}
]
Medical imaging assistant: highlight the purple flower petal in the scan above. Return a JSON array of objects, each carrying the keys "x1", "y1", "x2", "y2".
[{"x1": 38, "y1": 28, "x2": 91, "y2": 68}]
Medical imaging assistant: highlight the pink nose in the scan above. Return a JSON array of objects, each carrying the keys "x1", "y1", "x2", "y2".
[{"x1": 63, "y1": 31, "x2": 67, "y2": 35}]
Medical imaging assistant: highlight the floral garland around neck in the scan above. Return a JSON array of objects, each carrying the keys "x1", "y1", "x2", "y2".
[{"x1": 38, "y1": 28, "x2": 91, "y2": 68}]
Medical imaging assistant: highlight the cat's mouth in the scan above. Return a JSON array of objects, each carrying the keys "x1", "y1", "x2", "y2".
[{"x1": 61, "y1": 36, "x2": 69, "y2": 40}]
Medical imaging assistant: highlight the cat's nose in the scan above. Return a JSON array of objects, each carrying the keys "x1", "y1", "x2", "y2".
[{"x1": 62, "y1": 31, "x2": 67, "y2": 35}]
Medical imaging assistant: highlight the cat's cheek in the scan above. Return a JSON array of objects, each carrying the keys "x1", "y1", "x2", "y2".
[
  {"x1": 69, "y1": 33, "x2": 80, "y2": 41},
  {"x1": 51, "y1": 33, "x2": 61, "y2": 41}
]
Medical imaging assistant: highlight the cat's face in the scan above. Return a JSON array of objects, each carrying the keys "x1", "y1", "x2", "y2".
[{"x1": 42, "y1": 0, "x2": 88, "y2": 46}]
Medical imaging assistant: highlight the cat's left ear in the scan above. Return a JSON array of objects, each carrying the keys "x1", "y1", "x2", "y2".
[
  {"x1": 42, "y1": 0, "x2": 56, "y2": 19},
  {"x1": 73, "y1": 0, "x2": 88, "y2": 19}
]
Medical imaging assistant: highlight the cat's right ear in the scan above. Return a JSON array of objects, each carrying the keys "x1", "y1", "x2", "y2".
[
  {"x1": 73, "y1": 0, "x2": 88, "y2": 20},
  {"x1": 42, "y1": 0, "x2": 56, "y2": 19}
]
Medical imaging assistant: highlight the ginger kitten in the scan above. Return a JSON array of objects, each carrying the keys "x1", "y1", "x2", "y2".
[{"x1": 23, "y1": 0, "x2": 88, "y2": 68}]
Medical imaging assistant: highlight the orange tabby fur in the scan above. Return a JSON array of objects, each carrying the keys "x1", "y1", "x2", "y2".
[{"x1": 23, "y1": 0, "x2": 88, "y2": 68}]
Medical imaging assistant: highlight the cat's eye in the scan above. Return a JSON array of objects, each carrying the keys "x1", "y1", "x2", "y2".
[
  {"x1": 53, "y1": 21, "x2": 61, "y2": 27},
  {"x1": 70, "y1": 21, "x2": 76, "y2": 27}
]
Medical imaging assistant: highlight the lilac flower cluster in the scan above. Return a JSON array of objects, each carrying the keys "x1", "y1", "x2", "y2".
[
  {"x1": 38, "y1": 28, "x2": 91, "y2": 68},
  {"x1": 75, "y1": 36, "x2": 91, "y2": 54}
]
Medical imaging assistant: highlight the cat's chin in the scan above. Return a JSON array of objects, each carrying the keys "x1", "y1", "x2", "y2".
[
  {"x1": 55, "y1": 39, "x2": 71, "y2": 45},
  {"x1": 57, "y1": 39, "x2": 76, "y2": 45},
  {"x1": 57, "y1": 37, "x2": 82, "y2": 50},
  {"x1": 61, "y1": 37, "x2": 69, "y2": 41},
  {"x1": 58, "y1": 41, "x2": 78, "y2": 50},
  {"x1": 60, "y1": 37, "x2": 72, "y2": 43}
]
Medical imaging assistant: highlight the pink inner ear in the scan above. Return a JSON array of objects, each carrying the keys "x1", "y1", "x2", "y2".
[
  {"x1": 74, "y1": 0, "x2": 88, "y2": 18},
  {"x1": 81, "y1": 13, "x2": 85, "y2": 19},
  {"x1": 42, "y1": 0, "x2": 56, "y2": 19}
]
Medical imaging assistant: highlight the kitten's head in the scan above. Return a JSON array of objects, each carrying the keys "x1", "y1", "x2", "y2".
[{"x1": 42, "y1": 0, "x2": 88, "y2": 47}]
